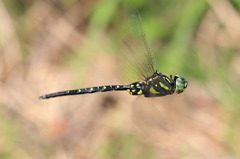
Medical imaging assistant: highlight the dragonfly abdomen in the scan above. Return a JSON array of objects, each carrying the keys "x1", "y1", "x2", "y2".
[
  {"x1": 126, "y1": 82, "x2": 145, "y2": 96},
  {"x1": 39, "y1": 85, "x2": 132, "y2": 99}
]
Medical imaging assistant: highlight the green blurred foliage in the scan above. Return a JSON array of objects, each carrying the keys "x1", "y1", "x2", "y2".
[
  {"x1": 97, "y1": 132, "x2": 156, "y2": 159},
  {"x1": 0, "y1": 106, "x2": 18, "y2": 159}
]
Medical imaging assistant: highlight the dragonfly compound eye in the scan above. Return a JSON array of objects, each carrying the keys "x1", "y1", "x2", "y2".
[{"x1": 175, "y1": 75, "x2": 188, "y2": 94}]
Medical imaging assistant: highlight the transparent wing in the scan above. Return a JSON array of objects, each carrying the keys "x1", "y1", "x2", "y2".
[{"x1": 119, "y1": 6, "x2": 157, "y2": 82}]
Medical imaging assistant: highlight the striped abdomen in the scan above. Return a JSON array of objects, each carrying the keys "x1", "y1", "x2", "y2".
[
  {"x1": 39, "y1": 85, "x2": 129, "y2": 99},
  {"x1": 39, "y1": 83, "x2": 146, "y2": 99}
]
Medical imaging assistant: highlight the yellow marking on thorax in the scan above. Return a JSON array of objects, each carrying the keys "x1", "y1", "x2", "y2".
[
  {"x1": 159, "y1": 82, "x2": 169, "y2": 90},
  {"x1": 149, "y1": 87, "x2": 159, "y2": 94},
  {"x1": 164, "y1": 77, "x2": 171, "y2": 83}
]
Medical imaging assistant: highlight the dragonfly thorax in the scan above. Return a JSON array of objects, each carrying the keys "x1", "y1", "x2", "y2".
[{"x1": 127, "y1": 73, "x2": 188, "y2": 97}]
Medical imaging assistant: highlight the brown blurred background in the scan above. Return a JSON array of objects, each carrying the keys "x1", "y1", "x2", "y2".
[{"x1": 1, "y1": 0, "x2": 240, "y2": 158}]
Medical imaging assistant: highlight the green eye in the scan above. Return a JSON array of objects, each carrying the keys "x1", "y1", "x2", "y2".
[{"x1": 175, "y1": 75, "x2": 188, "y2": 94}]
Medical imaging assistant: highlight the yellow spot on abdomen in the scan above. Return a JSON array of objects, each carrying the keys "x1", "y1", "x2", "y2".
[{"x1": 137, "y1": 90, "x2": 143, "y2": 95}]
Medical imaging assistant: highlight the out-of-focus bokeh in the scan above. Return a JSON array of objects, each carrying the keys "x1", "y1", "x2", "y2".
[{"x1": 1, "y1": 0, "x2": 240, "y2": 158}]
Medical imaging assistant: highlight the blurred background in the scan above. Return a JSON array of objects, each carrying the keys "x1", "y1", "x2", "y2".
[{"x1": 1, "y1": 0, "x2": 240, "y2": 158}]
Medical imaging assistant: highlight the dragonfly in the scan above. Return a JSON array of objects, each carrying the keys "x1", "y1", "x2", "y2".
[{"x1": 39, "y1": 7, "x2": 188, "y2": 100}]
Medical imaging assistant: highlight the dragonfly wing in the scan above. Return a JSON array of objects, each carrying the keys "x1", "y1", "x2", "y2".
[{"x1": 120, "y1": 6, "x2": 157, "y2": 82}]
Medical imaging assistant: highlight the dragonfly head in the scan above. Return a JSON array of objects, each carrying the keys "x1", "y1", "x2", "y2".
[{"x1": 174, "y1": 75, "x2": 188, "y2": 94}]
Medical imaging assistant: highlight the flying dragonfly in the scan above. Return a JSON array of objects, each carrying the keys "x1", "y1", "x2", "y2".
[{"x1": 39, "y1": 7, "x2": 188, "y2": 100}]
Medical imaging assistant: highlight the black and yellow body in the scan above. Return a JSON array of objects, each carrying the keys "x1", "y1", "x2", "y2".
[
  {"x1": 39, "y1": 7, "x2": 188, "y2": 100},
  {"x1": 39, "y1": 85, "x2": 131, "y2": 99},
  {"x1": 142, "y1": 72, "x2": 176, "y2": 97},
  {"x1": 39, "y1": 72, "x2": 187, "y2": 99},
  {"x1": 126, "y1": 72, "x2": 175, "y2": 97}
]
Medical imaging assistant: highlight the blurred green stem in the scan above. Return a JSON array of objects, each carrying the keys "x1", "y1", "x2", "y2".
[{"x1": 162, "y1": 0, "x2": 208, "y2": 73}]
